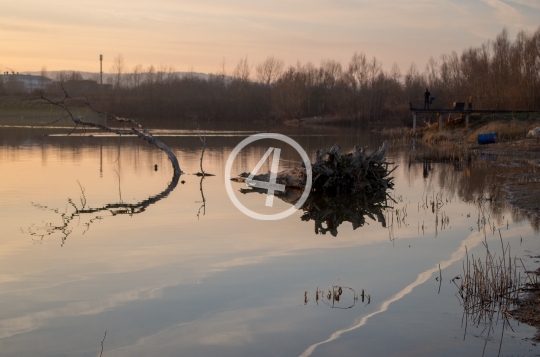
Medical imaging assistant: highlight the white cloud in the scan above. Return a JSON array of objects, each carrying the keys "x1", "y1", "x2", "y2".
[
  {"x1": 480, "y1": 0, "x2": 524, "y2": 26},
  {"x1": 507, "y1": 0, "x2": 540, "y2": 10},
  {"x1": 101, "y1": 305, "x2": 294, "y2": 357}
]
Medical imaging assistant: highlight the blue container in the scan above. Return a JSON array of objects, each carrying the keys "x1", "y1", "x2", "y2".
[{"x1": 478, "y1": 132, "x2": 497, "y2": 145}]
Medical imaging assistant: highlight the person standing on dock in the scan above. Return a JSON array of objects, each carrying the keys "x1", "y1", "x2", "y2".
[{"x1": 424, "y1": 88, "x2": 431, "y2": 109}]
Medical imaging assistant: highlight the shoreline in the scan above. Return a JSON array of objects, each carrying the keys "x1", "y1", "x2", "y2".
[
  {"x1": 413, "y1": 114, "x2": 540, "y2": 220},
  {"x1": 466, "y1": 139, "x2": 540, "y2": 220}
]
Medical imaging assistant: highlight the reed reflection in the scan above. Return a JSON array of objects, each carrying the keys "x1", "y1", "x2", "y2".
[{"x1": 409, "y1": 145, "x2": 540, "y2": 232}]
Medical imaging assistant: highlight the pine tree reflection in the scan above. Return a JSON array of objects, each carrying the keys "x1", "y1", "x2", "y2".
[
  {"x1": 300, "y1": 192, "x2": 390, "y2": 236},
  {"x1": 239, "y1": 187, "x2": 391, "y2": 236}
]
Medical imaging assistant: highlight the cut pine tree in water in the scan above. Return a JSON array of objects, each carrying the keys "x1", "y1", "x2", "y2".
[{"x1": 232, "y1": 141, "x2": 395, "y2": 196}]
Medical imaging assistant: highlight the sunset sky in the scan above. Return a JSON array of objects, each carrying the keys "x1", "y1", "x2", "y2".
[{"x1": 2, "y1": 0, "x2": 539, "y2": 76}]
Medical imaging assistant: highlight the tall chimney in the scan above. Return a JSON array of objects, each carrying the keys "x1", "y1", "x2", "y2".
[{"x1": 100, "y1": 54, "x2": 103, "y2": 85}]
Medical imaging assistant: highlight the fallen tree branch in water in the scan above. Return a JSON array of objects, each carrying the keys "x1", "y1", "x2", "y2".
[
  {"x1": 34, "y1": 88, "x2": 182, "y2": 176},
  {"x1": 25, "y1": 89, "x2": 183, "y2": 245}
]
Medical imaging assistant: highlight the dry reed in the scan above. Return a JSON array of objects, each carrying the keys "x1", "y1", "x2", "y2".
[
  {"x1": 455, "y1": 233, "x2": 521, "y2": 326},
  {"x1": 455, "y1": 229, "x2": 540, "y2": 351}
]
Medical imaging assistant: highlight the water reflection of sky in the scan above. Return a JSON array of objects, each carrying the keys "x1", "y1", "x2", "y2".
[{"x1": 0, "y1": 127, "x2": 539, "y2": 356}]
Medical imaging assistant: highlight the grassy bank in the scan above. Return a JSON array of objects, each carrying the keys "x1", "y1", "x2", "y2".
[
  {"x1": 416, "y1": 112, "x2": 540, "y2": 145},
  {"x1": 0, "y1": 101, "x2": 105, "y2": 127}
]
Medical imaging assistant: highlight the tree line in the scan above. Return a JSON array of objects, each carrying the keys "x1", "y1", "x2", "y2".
[{"x1": 2, "y1": 27, "x2": 539, "y2": 126}]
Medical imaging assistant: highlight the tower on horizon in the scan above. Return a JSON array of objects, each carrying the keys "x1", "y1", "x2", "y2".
[{"x1": 99, "y1": 54, "x2": 103, "y2": 85}]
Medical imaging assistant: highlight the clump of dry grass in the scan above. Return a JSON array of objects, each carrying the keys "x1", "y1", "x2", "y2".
[
  {"x1": 455, "y1": 230, "x2": 540, "y2": 343},
  {"x1": 375, "y1": 126, "x2": 409, "y2": 137},
  {"x1": 422, "y1": 130, "x2": 460, "y2": 144},
  {"x1": 456, "y1": 235, "x2": 521, "y2": 324},
  {"x1": 283, "y1": 118, "x2": 301, "y2": 126}
]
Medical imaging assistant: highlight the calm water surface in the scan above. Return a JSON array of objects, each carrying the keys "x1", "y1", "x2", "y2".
[{"x1": 1, "y1": 125, "x2": 539, "y2": 357}]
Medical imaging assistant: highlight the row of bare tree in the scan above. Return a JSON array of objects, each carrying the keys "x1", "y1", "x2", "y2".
[
  {"x1": 2, "y1": 27, "x2": 539, "y2": 124},
  {"x1": 423, "y1": 28, "x2": 540, "y2": 111},
  {"x1": 96, "y1": 52, "x2": 407, "y2": 123}
]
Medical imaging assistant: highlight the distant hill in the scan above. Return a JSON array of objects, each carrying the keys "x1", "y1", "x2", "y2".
[{"x1": 23, "y1": 70, "x2": 212, "y2": 82}]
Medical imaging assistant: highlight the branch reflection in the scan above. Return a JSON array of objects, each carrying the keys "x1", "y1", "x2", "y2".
[{"x1": 25, "y1": 171, "x2": 181, "y2": 246}]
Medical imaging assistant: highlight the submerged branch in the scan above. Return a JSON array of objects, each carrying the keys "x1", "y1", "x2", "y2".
[
  {"x1": 25, "y1": 89, "x2": 183, "y2": 245},
  {"x1": 35, "y1": 89, "x2": 182, "y2": 176}
]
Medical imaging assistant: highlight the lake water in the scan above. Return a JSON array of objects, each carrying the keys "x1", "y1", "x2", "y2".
[{"x1": 1, "y1": 125, "x2": 539, "y2": 357}]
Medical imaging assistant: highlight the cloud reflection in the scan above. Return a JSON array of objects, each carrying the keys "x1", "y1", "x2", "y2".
[
  {"x1": 300, "y1": 231, "x2": 485, "y2": 357},
  {"x1": 0, "y1": 287, "x2": 163, "y2": 339}
]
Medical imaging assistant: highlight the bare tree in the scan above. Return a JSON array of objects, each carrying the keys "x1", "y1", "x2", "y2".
[
  {"x1": 145, "y1": 64, "x2": 156, "y2": 84},
  {"x1": 404, "y1": 63, "x2": 427, "y2": 107},
  {"x1": 69, "y1": 72, "x2": 83, "y2": 81},
  {"x1": 111, "y1": 54, "x2": 126, "y2": 89},
  {"x1": 218, "y1": 56, "x2": 227, "y2": 78},
  {"x1": 233, "y1": 56, "x2": 252, "y2": 82},
  {"x1": 128, "y1": 64, "x2": 144, "y2": 88},
  {"x1": 389, "y1": 63, "x2": 402, "y2": 83},
  {"x1": 55, "y1": 71, "x2": 68, "y2": 83},
  {"x1": 272, "y1": 66, "x2": 305, "y2": 119},
  {"x1": 256, "y1": 56, "x2": 284, "y2": 85},
  {"x1": 316, "y1": 59, "x2": 343, "y2": 117}
]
